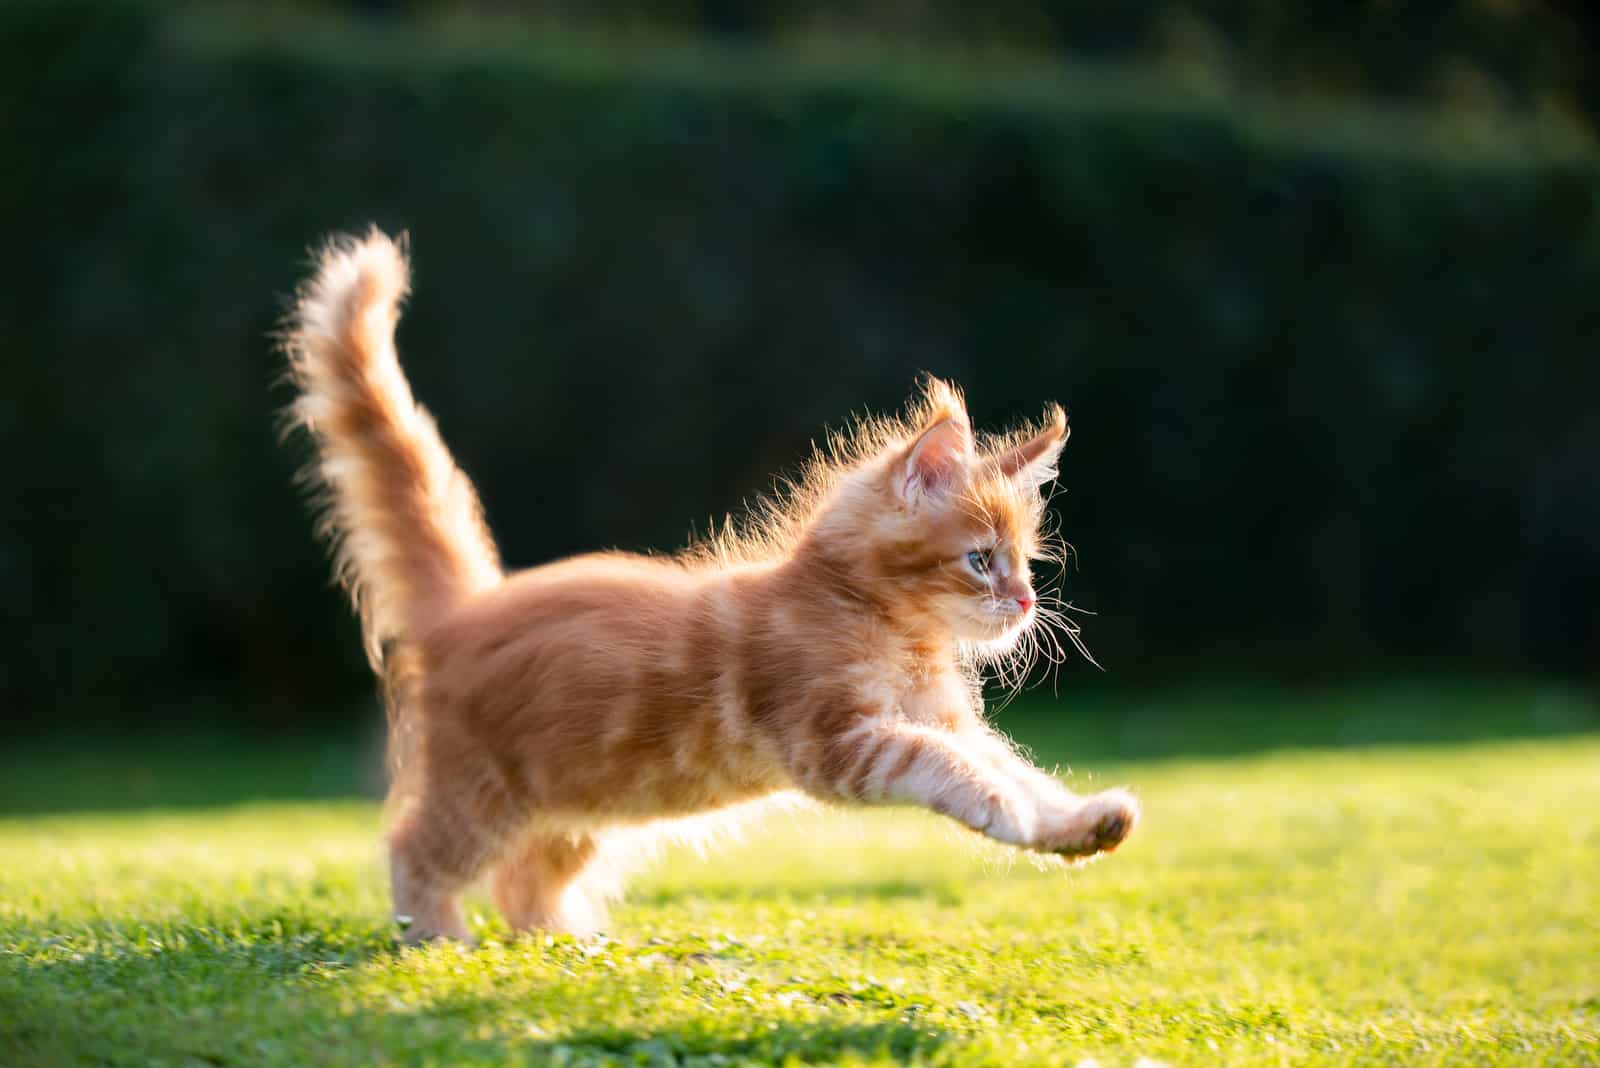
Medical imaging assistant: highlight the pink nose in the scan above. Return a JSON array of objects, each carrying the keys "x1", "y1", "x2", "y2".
[{"x1": 1016, "y1": 595, "x2": 1035, "y2": 613}]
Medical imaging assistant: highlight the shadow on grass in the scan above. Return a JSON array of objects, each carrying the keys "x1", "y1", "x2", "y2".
[
  {"x1": 0, "y1": 919, "x2": 390, "y2": 1066},
  {"x1": 636, "y1": 879, "x2": 967, "y2": 907},
  {"x1": 516, "y1": 1021, "x2": 953, "y2": 1066},
  {"x1": 1, "y1": 922, "x2": 961, "y2": 1068}
]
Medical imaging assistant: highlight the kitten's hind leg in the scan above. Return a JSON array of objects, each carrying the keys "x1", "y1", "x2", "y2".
[
  {"x1": 387, "y1": 797, "x2": 499, "y2": 943},
  {"x1": 490, "y1": 830, "x2": 607, "y2": 937}
]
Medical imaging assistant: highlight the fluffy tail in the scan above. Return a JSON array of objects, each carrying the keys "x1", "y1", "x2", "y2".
[{"x1": 283, "y1": 229, "x2": 502, "y2": 675}]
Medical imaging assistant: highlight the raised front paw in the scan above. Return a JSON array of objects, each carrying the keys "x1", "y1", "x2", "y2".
[{"x1": 1033, "y1": 789, "x2": 1140, "y2": 858}]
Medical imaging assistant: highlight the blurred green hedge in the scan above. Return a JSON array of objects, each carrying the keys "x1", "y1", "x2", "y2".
[
  {"x1": 269, "y1": 1, "x2": 1600, "y2": 128},
  {"x1": 3, "y1": 2, "x2": 1598, "y2": 728}
]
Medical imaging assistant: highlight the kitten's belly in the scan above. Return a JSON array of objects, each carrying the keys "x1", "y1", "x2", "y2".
[
  {"x1": 437, "y1": 555, "x2": 787, "y2": 824},
  {"x1": 574, "y1": 691, "x2": 786, "y2": 821}
]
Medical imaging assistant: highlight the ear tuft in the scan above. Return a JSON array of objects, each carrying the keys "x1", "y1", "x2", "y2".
[
  {"x1": 994, "y1": 405, "x2": 1068, "y2": 489},
  {"x1": 916, "y1": 376, "x2": 970, "y2": 431}
]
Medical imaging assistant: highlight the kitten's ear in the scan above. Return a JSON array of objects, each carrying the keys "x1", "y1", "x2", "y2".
[
  {"x1": 895, "y1": 416, "x2": 971, "y2": 504},
  {"x1": 994, "y1": 405, "x2": 1068, "y2": 490}
]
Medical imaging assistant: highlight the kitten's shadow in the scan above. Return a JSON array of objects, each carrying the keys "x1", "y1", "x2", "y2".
[
  {"x1": 7, "y1": 920, "x2": 963, "y2": 1064},
  {"x1": 516, "y1": 1019, "x2": 955, "y2": 1065},
  {"x1": 635, "y1": 879, "x2": 966, "y2": 907}
]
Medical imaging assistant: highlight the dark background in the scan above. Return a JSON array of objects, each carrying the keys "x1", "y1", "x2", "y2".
[{"x1": 3, "y1": 0, "x2": 1598, "y2": 734}]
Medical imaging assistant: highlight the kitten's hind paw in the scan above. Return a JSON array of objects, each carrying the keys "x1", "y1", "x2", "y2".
[
  {"x1": 1035, "y1": 789, "x2": 1140, "y2": 859},
  {"x1": 394, "y1": 912, "x2": 476, "y2": 946}
]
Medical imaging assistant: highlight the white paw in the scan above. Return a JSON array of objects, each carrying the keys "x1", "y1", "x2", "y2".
[{"x1": 1033, "y1": 789, "x2": 1139, "y2": 857}]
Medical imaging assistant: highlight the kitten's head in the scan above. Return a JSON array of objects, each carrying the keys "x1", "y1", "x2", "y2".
[{"x1": 815, "y1": 378, "x2": 1069, "y2": 652}]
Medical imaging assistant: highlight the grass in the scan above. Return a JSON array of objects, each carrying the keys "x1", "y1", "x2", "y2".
[{"x1": 2, "y1": 681, "x2": 1596, "y2": 1067}]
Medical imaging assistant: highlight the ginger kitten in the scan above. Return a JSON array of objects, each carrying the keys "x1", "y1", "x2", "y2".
[{"x1": 283, "y1": 229, "x2": 1138, "y2": 942}]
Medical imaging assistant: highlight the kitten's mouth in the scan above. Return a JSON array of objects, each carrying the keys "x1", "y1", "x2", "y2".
[
  {"x1": 985, "y1": 601, "x2": 1032, "y2": 623},
  {"x1": 970, "y1": 607, "x2": 1030, "y2": 639}
]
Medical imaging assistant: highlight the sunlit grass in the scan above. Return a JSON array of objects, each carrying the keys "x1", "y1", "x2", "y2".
[{"x1": 2, "y1": 685, "x2": 1596, "y2": 1066}]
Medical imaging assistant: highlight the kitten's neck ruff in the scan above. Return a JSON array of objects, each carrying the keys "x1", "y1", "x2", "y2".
[{"x1": 776, "y1": 536, "x2": 963, "y2": 674}]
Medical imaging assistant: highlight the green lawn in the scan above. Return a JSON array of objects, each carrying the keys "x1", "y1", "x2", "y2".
[{"x1": 3, "y1": 683, "x2": 1597, "y2": 1067}]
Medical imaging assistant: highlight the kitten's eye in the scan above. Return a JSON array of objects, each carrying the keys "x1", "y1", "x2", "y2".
[{"x1": 966, "y1": 549, "x2": 992, "y2": 575}]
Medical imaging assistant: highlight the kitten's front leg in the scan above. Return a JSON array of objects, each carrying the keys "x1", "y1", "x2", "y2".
[
  {"x1": 801, "y1": 721, "x2": 1137, "y2": 858},
  {"x1": 963, "y1": 728, "x2": 1139, "y2": 858},
  {"x1": 802, "y1": 720, "x2": 1042, "y2": 846}
]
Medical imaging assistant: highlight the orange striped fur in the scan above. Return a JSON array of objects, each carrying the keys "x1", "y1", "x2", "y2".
[{"x1": 283, "y1": 229, "x2": 1138, "y2": 942}]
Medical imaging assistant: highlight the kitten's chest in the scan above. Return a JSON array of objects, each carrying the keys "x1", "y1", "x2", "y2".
[{"x1": 898, "y1": 671, "x2": 979, "y2": 730}]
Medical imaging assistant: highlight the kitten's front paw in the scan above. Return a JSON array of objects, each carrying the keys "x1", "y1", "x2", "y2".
[{"x1": 1034, "y1": 789, "x2": 1139, "y2": 858}]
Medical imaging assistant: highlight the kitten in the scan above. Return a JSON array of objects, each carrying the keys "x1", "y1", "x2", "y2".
[{"x1": 283, "y1": 229, "x2": 1139, "y2": 942}]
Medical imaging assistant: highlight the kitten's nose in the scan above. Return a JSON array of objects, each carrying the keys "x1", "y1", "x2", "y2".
[{"x1": 1016, "y1": 595, "x2": 1035, "y2": 613}]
